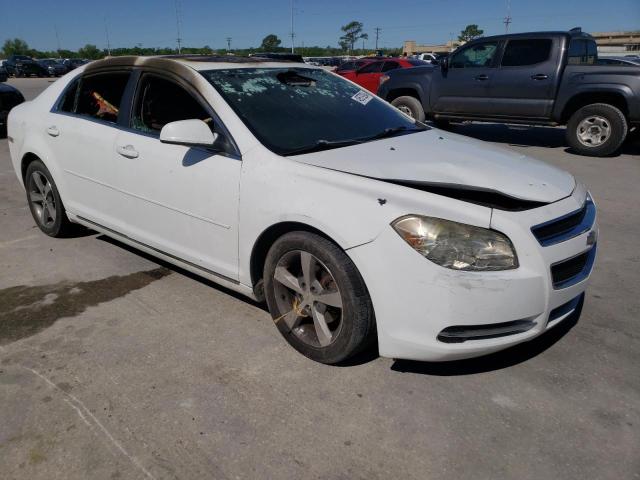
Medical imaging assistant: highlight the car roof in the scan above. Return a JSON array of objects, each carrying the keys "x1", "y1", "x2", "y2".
[
  {"x1": 465, "y1": 29, "x2": 593, "y2": 44},
  {"x1": 85, "y1": 55, "x2": 313, "y2": 73}
]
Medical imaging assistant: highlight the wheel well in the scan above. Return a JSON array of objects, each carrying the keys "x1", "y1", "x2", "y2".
[
  {"x1": 21, "y1": 152, "x2": 41, "y2": 181},
  {"x1": 386, "y1": 88, "x2": 421, "y2": 103},
  {"x1": 249, "y1": 222, "x2": 336, "y2": 292},
  {"x1": 561, "y1": 92, "x2": 629, "y2": 123}
]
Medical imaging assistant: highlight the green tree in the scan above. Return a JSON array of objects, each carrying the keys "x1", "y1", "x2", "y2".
[
  {"x1": 2, "y1": 38, "x2": 30, "y2": 56},
  {"x1": 78, "y1": 44, "x2": 103, "y2": 59},
  {"x1": 339, "y1": 21, "x2": 368, "y2": 53},
  {"x1": 458, "y1": 24, "x2": 484, "y2": 43},
  {"x1": 260, "y1": 34, "x2": 282, "y2": 51}
]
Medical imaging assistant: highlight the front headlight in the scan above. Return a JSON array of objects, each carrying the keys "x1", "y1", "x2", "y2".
[{"x1": 392, "y1": 215, "x2": 518, "y2": 271}]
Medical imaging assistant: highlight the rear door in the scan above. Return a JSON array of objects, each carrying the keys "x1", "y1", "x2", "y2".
[
  {"x1": 430, "y1": 40, "x2": 500, "y2": 115},
  {"x1": 490, "y1": 37, "x2": 559, "y2": 118}
]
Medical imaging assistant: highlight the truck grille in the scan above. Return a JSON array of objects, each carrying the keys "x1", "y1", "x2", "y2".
[
  {"x1": 551, "y1": 246, "x2": 597, "y2": 289},
  {"x1": 531, "y1": 197, "x2": 595, "y2": 246}
]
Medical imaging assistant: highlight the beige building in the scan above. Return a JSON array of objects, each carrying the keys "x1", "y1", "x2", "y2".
[
  {"x1": 593, "y1": 31, "x2": 640, "y2": 56},
  {"x1": 402, "y1": 40, "x2": 462, "y2": 56}
]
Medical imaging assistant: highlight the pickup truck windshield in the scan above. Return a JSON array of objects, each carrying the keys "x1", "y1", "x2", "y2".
[{"x1": 202, "y1": 67, "x2": 425, "y2": 156}]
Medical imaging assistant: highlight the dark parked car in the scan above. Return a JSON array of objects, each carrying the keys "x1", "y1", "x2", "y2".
[
  {"x1": 378, "y1": 28, "x2": 640, "y2": 156},
  {"x1": 4, "y1": 55, "x2": 47, "y2": 77},
  {"x1": 0, "y1": 83, "x2": 25, "y2": 137},
  {"x1": 0, "y1": 63, "x2": 7, "y2": 82},
  {"x1": 62, "y1": 58, "x2": 88, "y2": 72},
  {"x1": 38, "y1": 59, "x2": 67, "y2": 76}
]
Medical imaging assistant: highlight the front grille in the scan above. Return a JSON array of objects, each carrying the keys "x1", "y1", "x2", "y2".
[
  {"x1": 437, "y1": 319, "x2": 536, "y2": 343},
  {"x1": 551, "y1": 246, "x2": 596, "y2": 289},
  {"x1": 531, "y1": 198, "x2": 595, "y2": 246}
]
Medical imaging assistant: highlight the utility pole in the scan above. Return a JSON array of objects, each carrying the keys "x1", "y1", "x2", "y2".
[
  {"x1": 362, "y1": 37, "x2": 366, "y2": 55},
  {"x1": 374, "y1": 27, "x2": 381, "y2": 50},
  {"x1": 290, "y1": 0, "x2": 295, "y2": 53},
  {"x1": 104, "y1": 17, "x2": 111, "y2": 57},
  {"x1": 174, "y1": 0, "x2": 183, "y2": 54},
  {"x1": 503, "y1": 0, "x2": 512, "y2": 33},
  {"x1": 226, "y1": 37, "x2": 232, "y2": 52},
  {"x1": 54, "y1": 25, "x2": 61, "y2": 57}
]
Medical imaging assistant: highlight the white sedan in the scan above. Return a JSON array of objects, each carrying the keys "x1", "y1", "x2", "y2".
[{"x1": 7, "y1": 56, "x2": 597, "y2": 364}]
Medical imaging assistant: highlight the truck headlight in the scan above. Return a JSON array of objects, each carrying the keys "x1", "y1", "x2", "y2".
[{"x1": 391, "y1": 215, "x2": 518, "y2": 271}]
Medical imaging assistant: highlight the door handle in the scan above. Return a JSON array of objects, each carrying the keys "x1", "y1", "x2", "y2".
[
  {"x1": 475, "y1": 74, "x2": 489, "y2": 81},
  {"x1": 46, "y1": 126, "x2": 60, "y2": 137},
  {"x1": 531, "y1": 74, "x2": 549, "y2": 80},
  {"x1": 116, "y1": 144, "x2": 139, "y2": 159}
]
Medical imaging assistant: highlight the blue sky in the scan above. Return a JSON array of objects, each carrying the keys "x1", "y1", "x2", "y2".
[{"x1": 1, "y1": 0, "x2": 638, "y2": 51}]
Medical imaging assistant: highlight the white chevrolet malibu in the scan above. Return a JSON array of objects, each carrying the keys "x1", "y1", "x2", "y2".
[{"x1": 7, "y1": 56, "x2": 597, "y2": 364}]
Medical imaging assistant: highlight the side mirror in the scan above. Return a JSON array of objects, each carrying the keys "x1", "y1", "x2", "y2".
[
  {"x1": 160, "y1": 119, "x2": 218, "y2": 148},
  {"x1": 440, "y1": 56, "x2": 449, "y2": 72}
]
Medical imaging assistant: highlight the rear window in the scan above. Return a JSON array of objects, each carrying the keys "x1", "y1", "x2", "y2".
[
  {"x1": 568, "y1": 39, "x2": 597, "y2": 65},
  {"x1": 501, "y1": 39, "x2": 552, "y2": 66},
  {"x1": 75, "y1": 72, "x2": 130, "y2": 123}
]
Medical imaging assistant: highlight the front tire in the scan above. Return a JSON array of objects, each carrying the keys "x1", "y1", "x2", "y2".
[
  {"x1": 566, "y1": 103, "x2": 628, "y2": 157},
  {"x1": 25, "y1": 160, "x2": 75, "y2": 237},
  {"x1": 264, "y1": 231, "x2": 376, "y2": 364},
  {"x1": 391, "y1": 96, "x2": 425, "y2": 122}
]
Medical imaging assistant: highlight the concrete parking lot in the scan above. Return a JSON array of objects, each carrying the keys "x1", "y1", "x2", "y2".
[{"x1": 1, "y1": 77, "x2": 639, "y2": 480}]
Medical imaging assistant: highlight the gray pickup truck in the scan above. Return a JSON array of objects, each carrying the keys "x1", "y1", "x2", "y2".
[{"x1": 378, "y1": 29, "x2": 640, "y2": 156}]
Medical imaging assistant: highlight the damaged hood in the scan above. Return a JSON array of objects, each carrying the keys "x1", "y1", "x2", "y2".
[{"x1": 294, "y1": 129, "x2": 575, "y2": 204}]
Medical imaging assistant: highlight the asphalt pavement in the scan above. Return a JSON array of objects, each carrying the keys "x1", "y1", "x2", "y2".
[{"x1": 1, "y1": 77, "x2": 639, "y2": 480}]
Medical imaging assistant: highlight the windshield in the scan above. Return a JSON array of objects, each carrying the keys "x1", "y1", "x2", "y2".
[{"x1": 202, "y1": 67, "x2": 426, "y2": 156}]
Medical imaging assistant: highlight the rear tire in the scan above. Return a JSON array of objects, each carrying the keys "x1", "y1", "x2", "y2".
[
  {"x1": 391, "y1": 96, "x2": 425, "y2": 122},
  {"x1": 25, "y1": 160, "x2": 75, "y2": 237},
  {"x1": 566, "y1": 103, "x2": 628, "y2": 157},
  {"x1": 263, "y1": 231, "x2": 376, "y2": 364}
]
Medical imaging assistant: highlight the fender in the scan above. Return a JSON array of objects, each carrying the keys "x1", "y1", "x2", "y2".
[{"x1": 553, "y1": 82, "x2": 638, "y2": 121}]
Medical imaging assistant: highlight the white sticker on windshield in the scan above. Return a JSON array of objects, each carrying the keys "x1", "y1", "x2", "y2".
[{"x1": 351, "y1": 90, "x2": 372, "y2": 106}]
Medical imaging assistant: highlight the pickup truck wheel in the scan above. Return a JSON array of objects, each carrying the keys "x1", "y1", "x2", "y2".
[
  {"x1": 391, "y1": 96, "x2": 425, "y2": 122},
  {"x1": 566, "y1": 103, "x2": 628, "y2": 157},
  {"x1": 264, "y1": 231, "x2": 376, "y2": 364}
]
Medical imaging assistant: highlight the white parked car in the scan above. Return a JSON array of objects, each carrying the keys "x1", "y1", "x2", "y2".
[{"x1": 7, "y1": 56, "x2": 597, "y2": 364}]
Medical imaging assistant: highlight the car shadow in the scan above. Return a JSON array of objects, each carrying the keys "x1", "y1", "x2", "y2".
[
  {"x1": 390, "y1": 299, "x2": 583, "y2": 376},
  {"x1": 439, "y1": 122, "x2": 640, "y2": 156}
]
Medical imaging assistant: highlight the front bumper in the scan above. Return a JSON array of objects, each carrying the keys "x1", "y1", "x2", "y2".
[{"x1": 347, "y1": 184, "x2": 597, "y2": 362}]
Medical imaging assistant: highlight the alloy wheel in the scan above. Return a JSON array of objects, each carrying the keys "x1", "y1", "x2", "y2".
[
  {"x1": 577, "y1": 115, "x2": 610, "y2": 147},
  {"x1": 272, "y1": 250, "x2": 343, "y2": 347},
  {"x1": 28, "y1": 171, "x2": 57, "y2": 228}
]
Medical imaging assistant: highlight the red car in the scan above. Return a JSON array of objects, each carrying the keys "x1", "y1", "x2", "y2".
[{"x1": 338, "y1": 58, "x2": 428, "y2": 93}]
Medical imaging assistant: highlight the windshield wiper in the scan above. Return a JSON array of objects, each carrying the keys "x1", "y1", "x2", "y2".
[
  {"x1": 284, "y1": 124, "x2": 428, "y2": 156},
  {"x1": 284, "y1": 138, "x2": 364, "y2": 156}
]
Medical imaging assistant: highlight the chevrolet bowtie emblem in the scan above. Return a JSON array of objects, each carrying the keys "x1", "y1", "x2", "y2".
[{"x1": 587, "y1": 230, "x2": 597, "y2": 246}]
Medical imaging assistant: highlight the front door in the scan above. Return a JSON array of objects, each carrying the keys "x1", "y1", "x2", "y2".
[
  {"x1": 111, "y1": 72, "x2": 241, "y2": 281},
  {"x1": 490, "y1": 38, "x2": 559, "y2": 118},
  {"x1": 430, "y1": 40, "x2": 500, "y2": 115}
]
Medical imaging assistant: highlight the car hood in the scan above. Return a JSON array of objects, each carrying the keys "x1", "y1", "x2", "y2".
[{"x1": 294, "y1": 129, "x2": 575, "y2": 204}]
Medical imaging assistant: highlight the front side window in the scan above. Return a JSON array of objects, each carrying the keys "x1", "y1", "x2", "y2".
[
  {"x1": 501, "y1": 39, "x2": 552, "y2": 67},
  {"x1": 131, "y1": 74, "x2": 211, "y2": 134},
  {"x1": 75, "y1": 72, "x2": 130, "y2": 123},
  {"x1": 450, "y1": 42, "x2": 499, "y2": 68},
  {"x1": 202, "y1": 67, "x2": 424, "y2": 156},
  {"x1": 568, "y1": 39, "x2": 598, "y2": 65}
]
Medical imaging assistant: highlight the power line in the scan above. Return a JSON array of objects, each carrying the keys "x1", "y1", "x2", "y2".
[
  {"x1": 104, "y1": 17, "x2": 111, "y2": 56},
  {"x1": 504, "y1": 0, "x2": 513, "y2": 33},
  {"x1": 290, "y1": 0, "x2": 295, "y2": 53},
  {"x1": 174, "y1": 0, "x2": 182, "y2": 54}
]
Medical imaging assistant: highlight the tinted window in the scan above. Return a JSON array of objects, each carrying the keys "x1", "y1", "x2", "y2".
[
  {"x1": 382, "y1": 61, "x2": 400, "y2": 72},
  {"x1": 131, "y1": 74, "x2": 210, "y2": 134},
  {"x1": 76, "y1": 72, "x2": 130, "y2": 123},
  {"x1": 337, "y1": 61, "x2": 356, "y2": 71},
  {"x1": 501, "y1": 39, "x2": 552, "y2": 66},
  {"x1": 358, "y1": 62, "x2": 383, "y2": 73},
  {"x1": 450, "y1": 42, "x2": 499, "y2": 68},
  {"x1": 202, "y1": 67, "x2": 423, "y2": 155},
  {"x1": 568, "y1": 39, "x2": 597, "y2": 65}
]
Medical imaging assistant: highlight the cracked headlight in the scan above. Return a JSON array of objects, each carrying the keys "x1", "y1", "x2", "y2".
[{"x1": 392, "y1": 215, "x2": 518, "y2": 271}]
